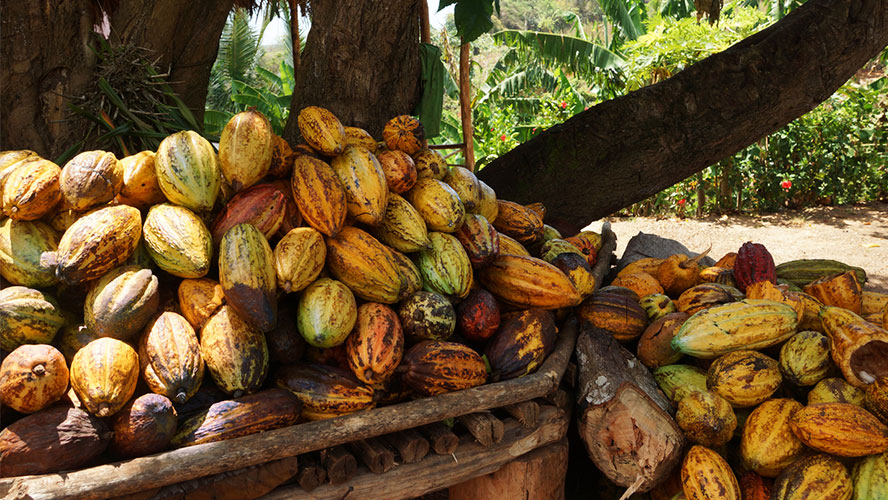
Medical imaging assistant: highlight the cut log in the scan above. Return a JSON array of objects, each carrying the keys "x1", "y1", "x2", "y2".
[
  {"x1": 419, "y1": 422, "x2": 460, "y2": 455},
  {"x1": 347, "y1": 438, "x2": 395, "y2": 474},
  {"x1": 457, "y1": 412, "x2": 504, "y2": 448},
  {"x1": 448, "y1": 437, "x2": 569, "y2": 500},
  {"x1": 502, "y1": 401, "x2": 539, "y2": 429},
  {"x1": 575, "y1": 325, "x2": 685, "y2": 494},
  {"x1": 295, "y1": 453, "x2": 326, "y2": 492},
  {"x1": 381, "y1": 429, "x2": 430, "y2": 464},
  {"x1": 322, "y1": 446, "x2": 357, "y2": 485}
]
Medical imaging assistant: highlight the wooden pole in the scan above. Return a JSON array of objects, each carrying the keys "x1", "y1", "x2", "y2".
[
  {"x1": 288, "y1": 0, "x2": 301, "y2": 74},
  {"x1": 459, "y1": 40, "x2": 475, "y2": 171},
  {"x1": 419, "y1": 0, "x2": 431, "y2": 44}
]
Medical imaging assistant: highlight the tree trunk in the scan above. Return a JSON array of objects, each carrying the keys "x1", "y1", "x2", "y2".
[
  {"x1": 1, "y1": 0, "x2": 97, "y2": 158},
  {"x1": 478, "y1": 0, "x2": 888, "y2": 227},
  {"x1": 282, "y1": 0, "x2": 422, "y2": 142}
]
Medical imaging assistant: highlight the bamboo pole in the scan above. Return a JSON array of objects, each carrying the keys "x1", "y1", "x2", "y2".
[{"x1": 459, "y1": 40, "x2": 475, "y2": 171}]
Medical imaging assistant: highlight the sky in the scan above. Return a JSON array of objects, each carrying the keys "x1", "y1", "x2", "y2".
[{"x1": 257, "y1": 1, "x2": 454, "y2": 46}]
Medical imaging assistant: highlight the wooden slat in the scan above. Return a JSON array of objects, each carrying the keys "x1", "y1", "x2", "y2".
[
  {"x1": 459, "y1": 41, "x2": 475, "y2": 171},
  {"x1": 0, "y1": 321, "x2": 577, "y2": 500},
  {"x1": 259, "y1": 406, "x2": 568, "y2": 500}
]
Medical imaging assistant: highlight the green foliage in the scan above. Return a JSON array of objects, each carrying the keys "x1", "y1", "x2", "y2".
[{"x1": 439, "y1": 0, "x2": 501, "y2": 43}]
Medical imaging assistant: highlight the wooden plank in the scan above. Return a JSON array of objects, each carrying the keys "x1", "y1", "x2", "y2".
[
  {"x1": 258, "y1": 406, "x2": 568, "y2": 500},
  {"x1": 459, "y1": 41, "x2": 475, "y2": 171},
  {"x1": 0, "y1": 320, "x2": 577, "y2": 500}
]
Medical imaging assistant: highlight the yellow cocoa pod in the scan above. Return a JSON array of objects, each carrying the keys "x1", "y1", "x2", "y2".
[
  {"x1": 612, "y1": 272, "x2": 665, "y2": 298},
  {"x1": 218, "y1": 223, "x2": 277, "y2": 332},
  {"x1": 492, "y1": 200, "x2": 543, "y2": 245},
  {"x1": 331, "y1": 145, "x2": 389, "y2": 225},
  {"x1": 374, "y1": 193, "x2": 431, "y2": 253},
  {"x1": 59, "y1": 150, "x2": 123, "y2": 211},
  {"x1": 741, "y1": 398, "x2": 805, "y2": 477},
  {"x1": 497, "y1": 232, "x2": 531, "y2": 257},
  {"x1": 274, "y1": 227, "x2": 326, "y2": 294},
  {"x1": 344, "y1": 126, "x2": 377, "y2": 152},
  {"x1": 861, "y1": 290, "x2": 888, "y2": 315},
  {"x1": 297, "y1": 278, "x2": 357, "y2": 348},
  {"x1": 411, "y1": 148, "x2": 446, "y2": 180},
  {"x1": 618, "y1": 257, "x2": 665, "y2": 278},
  {"x1": 0, "y1": 218, "x2": 59, "y2": 288},
  {"x1": 639, "y1": 293, "x2": 678, "y2": 322},
  {"x1": 415, "y1": 232, "x2": 473, "y2": 301},
  {"x1": 143, "y1": 203, "x2": 212, "y2": 278},
  {"x1": 389, "y1": 248, "x2": 423, "y2": 300},
  {"x1": 219, "y1": 109, "x2": 273, "y2": 192},
  {"x1": 676, "y1": 390, "x2": 737, "y2": 447},
  {"x1": 474, "y1": 180, "x2": 498, "y2": 222},
  {"x1": 116, "y1": 151, "x2": 166, "y2": 208},
  {"x1": 790, "y1": 403, "x2": 888, "y2": 457},
  {"x1": 155, "y1": 130, "x2": 221, "y2": 212},
  {"x1": 681, "y1": 445, "x2": 740, "y2": 500},
  {"x1": 808, "y1": 377, "x2": 867, "y2": 406},
  {"x1": 407, "y1": 178, "x2": 465, "y2": 233},
  {"x1": 481, "y1": 254, "x2": 581, "y2": 310},
  {"x1": 139, "y1": 311, "x2": 204, "y2": 404},
  {"x1": 1, "y1": 159, "x2": 61, "y2": 221},
  {"x1": 706, "y1": 350, "x2": 782, "y2": 407},
  {"x1": 200, "y1": 305, "x2": 269, "y2": 397},
  {"x1": 325, "y1": 226, "x2": 404, "y2": 304},
  {"x1": 772, "y1": 454, "x2": 852, "y2": 500},
  {"x1": 443, "y1": 166, "x2": 481, "y2": 211},
  {"x1": 804, "y1": 271, "x2": 863, "y2": 314},
  {"x1": 70, "y1": 337, "x2": 139, "y2": 417},
  {"x1": 779, "y1": 330, "x2": 832, "y2": 386},
  {"x1": 178, "y1": 278, "x2": 225, "y2": 330},
  {"x1": 298, "y1": 106, "x2": 346, "y2": 156},
  {"x1": 290, "y1": 155, "x2": 347, "y2": 237},
  {"x1": 56, "y1": 205, "x2": 141, "y2": 284}
]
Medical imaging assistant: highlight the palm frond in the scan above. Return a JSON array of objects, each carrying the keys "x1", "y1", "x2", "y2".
[{"x1": 219, "y1": 9, "x2": 259, "y2": 84}]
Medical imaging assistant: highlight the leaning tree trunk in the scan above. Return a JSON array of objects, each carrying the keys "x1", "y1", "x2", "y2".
[
  {"x1": 478, "y1": 0, "x2": 888, "y2": 228},
  {"x1": 283, "y1": 0, "x2": 422, "y2": 143}
]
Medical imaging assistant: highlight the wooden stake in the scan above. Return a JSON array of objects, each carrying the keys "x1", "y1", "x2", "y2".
[
  {"x1": 419, "y1": 0, "x2": 431, "y2": 44},
  {"x1": 346, "y1": 438, "x2": 395, "y2": 474},
  {"x1": 381, "y1": 429, "x2": 430, "y2": 464},
  {"x1": 322, "y1": 446, "x2": 357, "y2": 485},
  {"x1": 419, "y1": 422, "x2": 460, "y2": 455},
  {"x1": 502, "y1": 401, "x2": 539, "y2": 428},
  {"x1": 295, "y1": 453, "x2": 326, "y2": 492},
  {"x1": 457, "y1": 412, "x2": 504, "y2": 448},
  {"x1": 288, "y1": 0, "x2": 300, "y2": 74},
  {"x1": 459, "y1": 40, "x2": 475, "y2": 171}
]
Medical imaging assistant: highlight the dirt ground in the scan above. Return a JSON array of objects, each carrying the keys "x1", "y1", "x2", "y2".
[{"x1": 582, "y1": 201, "x2": 888, "y2": 293}]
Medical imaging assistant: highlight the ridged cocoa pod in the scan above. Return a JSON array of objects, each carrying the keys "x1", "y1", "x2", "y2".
[
  {"x1": 733, "y1": 241, "x2": 777, "y2": 292},
  {"x1": 400, "y1": 341, "x2": 487, "y2": 396},
  {"x1": 680, "y1": 445, "x2": 740, "y2": 500},
  {"x1": 140, "y1": 311, "x2": 204, "y2": 404},
  {"x1": 454, "y1": 213, "x2": 500, "y2": 267},
  {"x1": 563, "y1": 232, "x2": 600, "y2": 268},
  {"x1": 0, "y1": 406, "x2": 110, "y2": 478},
  {"x1": 657, "y1": 252, "x2": 709, "y2": 298},
  {"x1": 654, "y1": 364, "x2": 709, "y2": 404},
  {"x1": 54, "y1": 323, "x2": 97, "y2": 364},
  {"x1": 110, "y1": 393, "x2": 177, "y2": 458},
  {"x1": 790, "y1": 403, "x2": 888, "y2": 457},
  {"x1": 776, "y1": 259, "x2": 867, "y2": 288},
  {"x1": 219, "y1": 223, "x2": 277, "y2": 332},
  {"x1": 772, "y1": 454, "x2": 852, "y2": 500},
  {"x1": 172, "y1": 388, "x2": 302, "y2": 447},
  {"x1": 675, "y1": 283, "x2": 736, "y2": 315},
  {"x1": 415, "y1": 232, "x2": 473, "y2": 301},
  {"x1": 808, "y1": 377, "x2": 867, "y2": 406},
  {"x1": 493, "y1": 200, "x2": 543, "y2": 245},
  {"x1": 738, "y1": 471, "x2": 772, "y2": 500},
  {"x1": 274, "y1": 227, "x2": 326, "y2": 293},
  {"x1": 497, "y1": 232, "x2": 531, "y2": 257},
  {"x1": 539, "y1": 239, "x2": 583, "y2": 263},
  {"x1": 325, "y1": 226, "x2": 405, "y2": 304},
  {"x1": 268, "y1": 135, "x2": 295, "y2": 179},
  {"x1": 706, "y1": 350, "x2": 782, "y2": 408},
  {"x1": 219, "y1": 109, "x2": 274, "y2": 192},
  {"x1": 178, "y1": 278, "x2": 226, "y2": 330},
  {"x1": 84, "y1": 265, "x2": 159, "y2": 341},
  {"x1": 485, "y1": 309, "x2": 556, "y2": 382},
  {"x1": 398, "y1": 291, "x2": 456, "y2": 342},
  {"x1": 116, "y1": 151, "x2": 166, "y2": 208},
  {"x1": 70, "y1": 337, "x2": 140, "y2": 417},
  {"x1": 407, "y1": 178, "x2": 465, "y2": 233},
  {"x1": 819, "y1": 306, "x2": 888, "y2": 387},
  {"x1": 639, "y1": 293, "x2": 678, "y2": 322},
  {"x1": 577, "y1": 290, "x2": 648, "y2": 341},
  {"x1": 457, "y1": 288, "x2": 501, "y2": 343},
  {"x1": 59, "y1": 150, "x2": 123, "y2": 211},
  {"x1": 56, "y1": 204, "x2": 142, "y2": 284},
  {"x1": 297, "y1": 278, "x2": 357, "y2": 348},
  {"x1": 390, "y1": 248, "x2": 423, "y2": 300},
  {"x1": 332, "y1": 145, "x2": 389, "y2": 226},
  {"x1": 779, "y1": 330, "x2": 832, "y2": 386},
  {"x1": 269, "y1": 178, "x2": 302, "y2": 239},
  {"x1": 155, "y1": 130, "x2": 221, "y2": 212},
  {"x1": 346, "y1": 303, "x2": 404, "y2": 385},
  {"x1": 637, "y1": 312, "x2": 688, "y2": 369},
  {"x1": 298, "y1": 106, "x2": 346, "y2": 156},
  {"x1": 443, "y1": 166, "x2": 481, "y2": 211},
  {"x1": 698, "y1": 266, "x2": 737, "y2": 287},
  {"x1": 740, "y1": 398, "x2": 805, "y2": 477},
  {"x1": 676, "y1": 390, "x2": 737, "y2": 447},
  {"x1": 861, "y1": 290, "x2": 888, "y2": 315},
  {"x1": 474, "y1": 180, "x2": 498, "y2": 222},
  {"x1": 411, "y1": 148, "x2": 446, "y2": 179},
  {"x1": 201, "y1": 305, "x2": 269, "y2": 397},
  {"x1": 265, "y1": 305, "x2": 305, "y2": 365},
  {"x1": 275, "y1": 363, "x2": 374, "y2": 419},
  {"x1": 291, "y1": 155, "x2": 347, "y2": 237},
  {"x1": 0, "y1": 218, "x2": 59, "y2": 288},
  {"x1": 0, "y1": 344, "x2": 68, "y2": 413},
  {"x1": 374, "y1": 192, "x2": 431, "y2": 253},
  {"x1": 618, "y1": 257, "x2": 664, "y2": 278},
  {"x1": 788, "y1": 290, "x2": 825, "y2": 332},
  {"x1": 211, "y1": 183, "x2": 286, "y2": 244},
  {"x1": 344, "y1": 126, "x2": 377, "y2": 152},
  {"x1": 550, "y1": 252, "x2": 596, "y2": 298},
  {"x1": 481, "y1": 254, "x2": 581, "y2": 310},
  {"x1": 852, "y1": 450, "x2": 888, "y2": 500},
  {"x1": 866, "y1": 377, "x2": 888, "y2": 424},
  {"x1": 1, "y1": 159, "x2": 61, "y2": 220},
  {"x1": 804, "y1": 271, "x2": 863, "y2": 314},
  {"x1": 0, "y1": 286, "x2": 66, "y2": 351},
  {"x1": 376, "y1": 150, "x2": 417, "y2": 194},
  {"x1": 610, "y1": 272, "x2": 664, "y2": 298},
  {"x1": 142, "y1": 203, "x2": 213, "y2": 278}
]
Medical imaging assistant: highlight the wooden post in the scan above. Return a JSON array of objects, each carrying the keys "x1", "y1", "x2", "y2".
[
  {"x1": 459, "y1": 40, "x2": 475, "y2": 171},
  {"x1": 448, "y1": 437, "x2": 569, "y2": 500},
  {"x1": 288, "y1": 0, "x2": 300, "y2": 74},
  {"x1": 420, "y1": 0, "x2": 431, "y2": 44}
]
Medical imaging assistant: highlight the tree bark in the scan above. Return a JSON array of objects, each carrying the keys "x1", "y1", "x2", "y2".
[
  {"x1": 282, "y1": 0, "x2": 422, "y2": 142},
  {"x1": 478, "y1": 0, "x2": 888, "y2": 227}
]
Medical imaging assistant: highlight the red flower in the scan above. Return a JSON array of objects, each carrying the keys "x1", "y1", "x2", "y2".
[
  {"x1": 490, "y1": 127, "x2": 494, "y2": 132},
  {"x1": 584, "y1": 106, "x2": 589, "y2": 111},
  {"x1": 560, "y1": 101, "x2": 568, "y2": 109},
  {"x1": 780, "y1": 180, "x2": 792, "y2": 190},
  {"x1": 678, "y1": 198, "x2": 687, "y2": 206},
  {"x1": 500, "y1": 134, "x2": 506, "y2": 141},
  {"x1": 532, "y1": 127, "x2": 537, "y2": 132}
]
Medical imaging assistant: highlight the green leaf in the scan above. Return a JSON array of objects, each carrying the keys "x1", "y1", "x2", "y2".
[{"x1": 453, "y1": 0, "x2": 495, "y2": 43}]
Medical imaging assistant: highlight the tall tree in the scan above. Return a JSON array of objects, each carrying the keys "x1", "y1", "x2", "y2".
[{"x1": 478, "y1": 0, "x2": 888, "y2": 228}]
